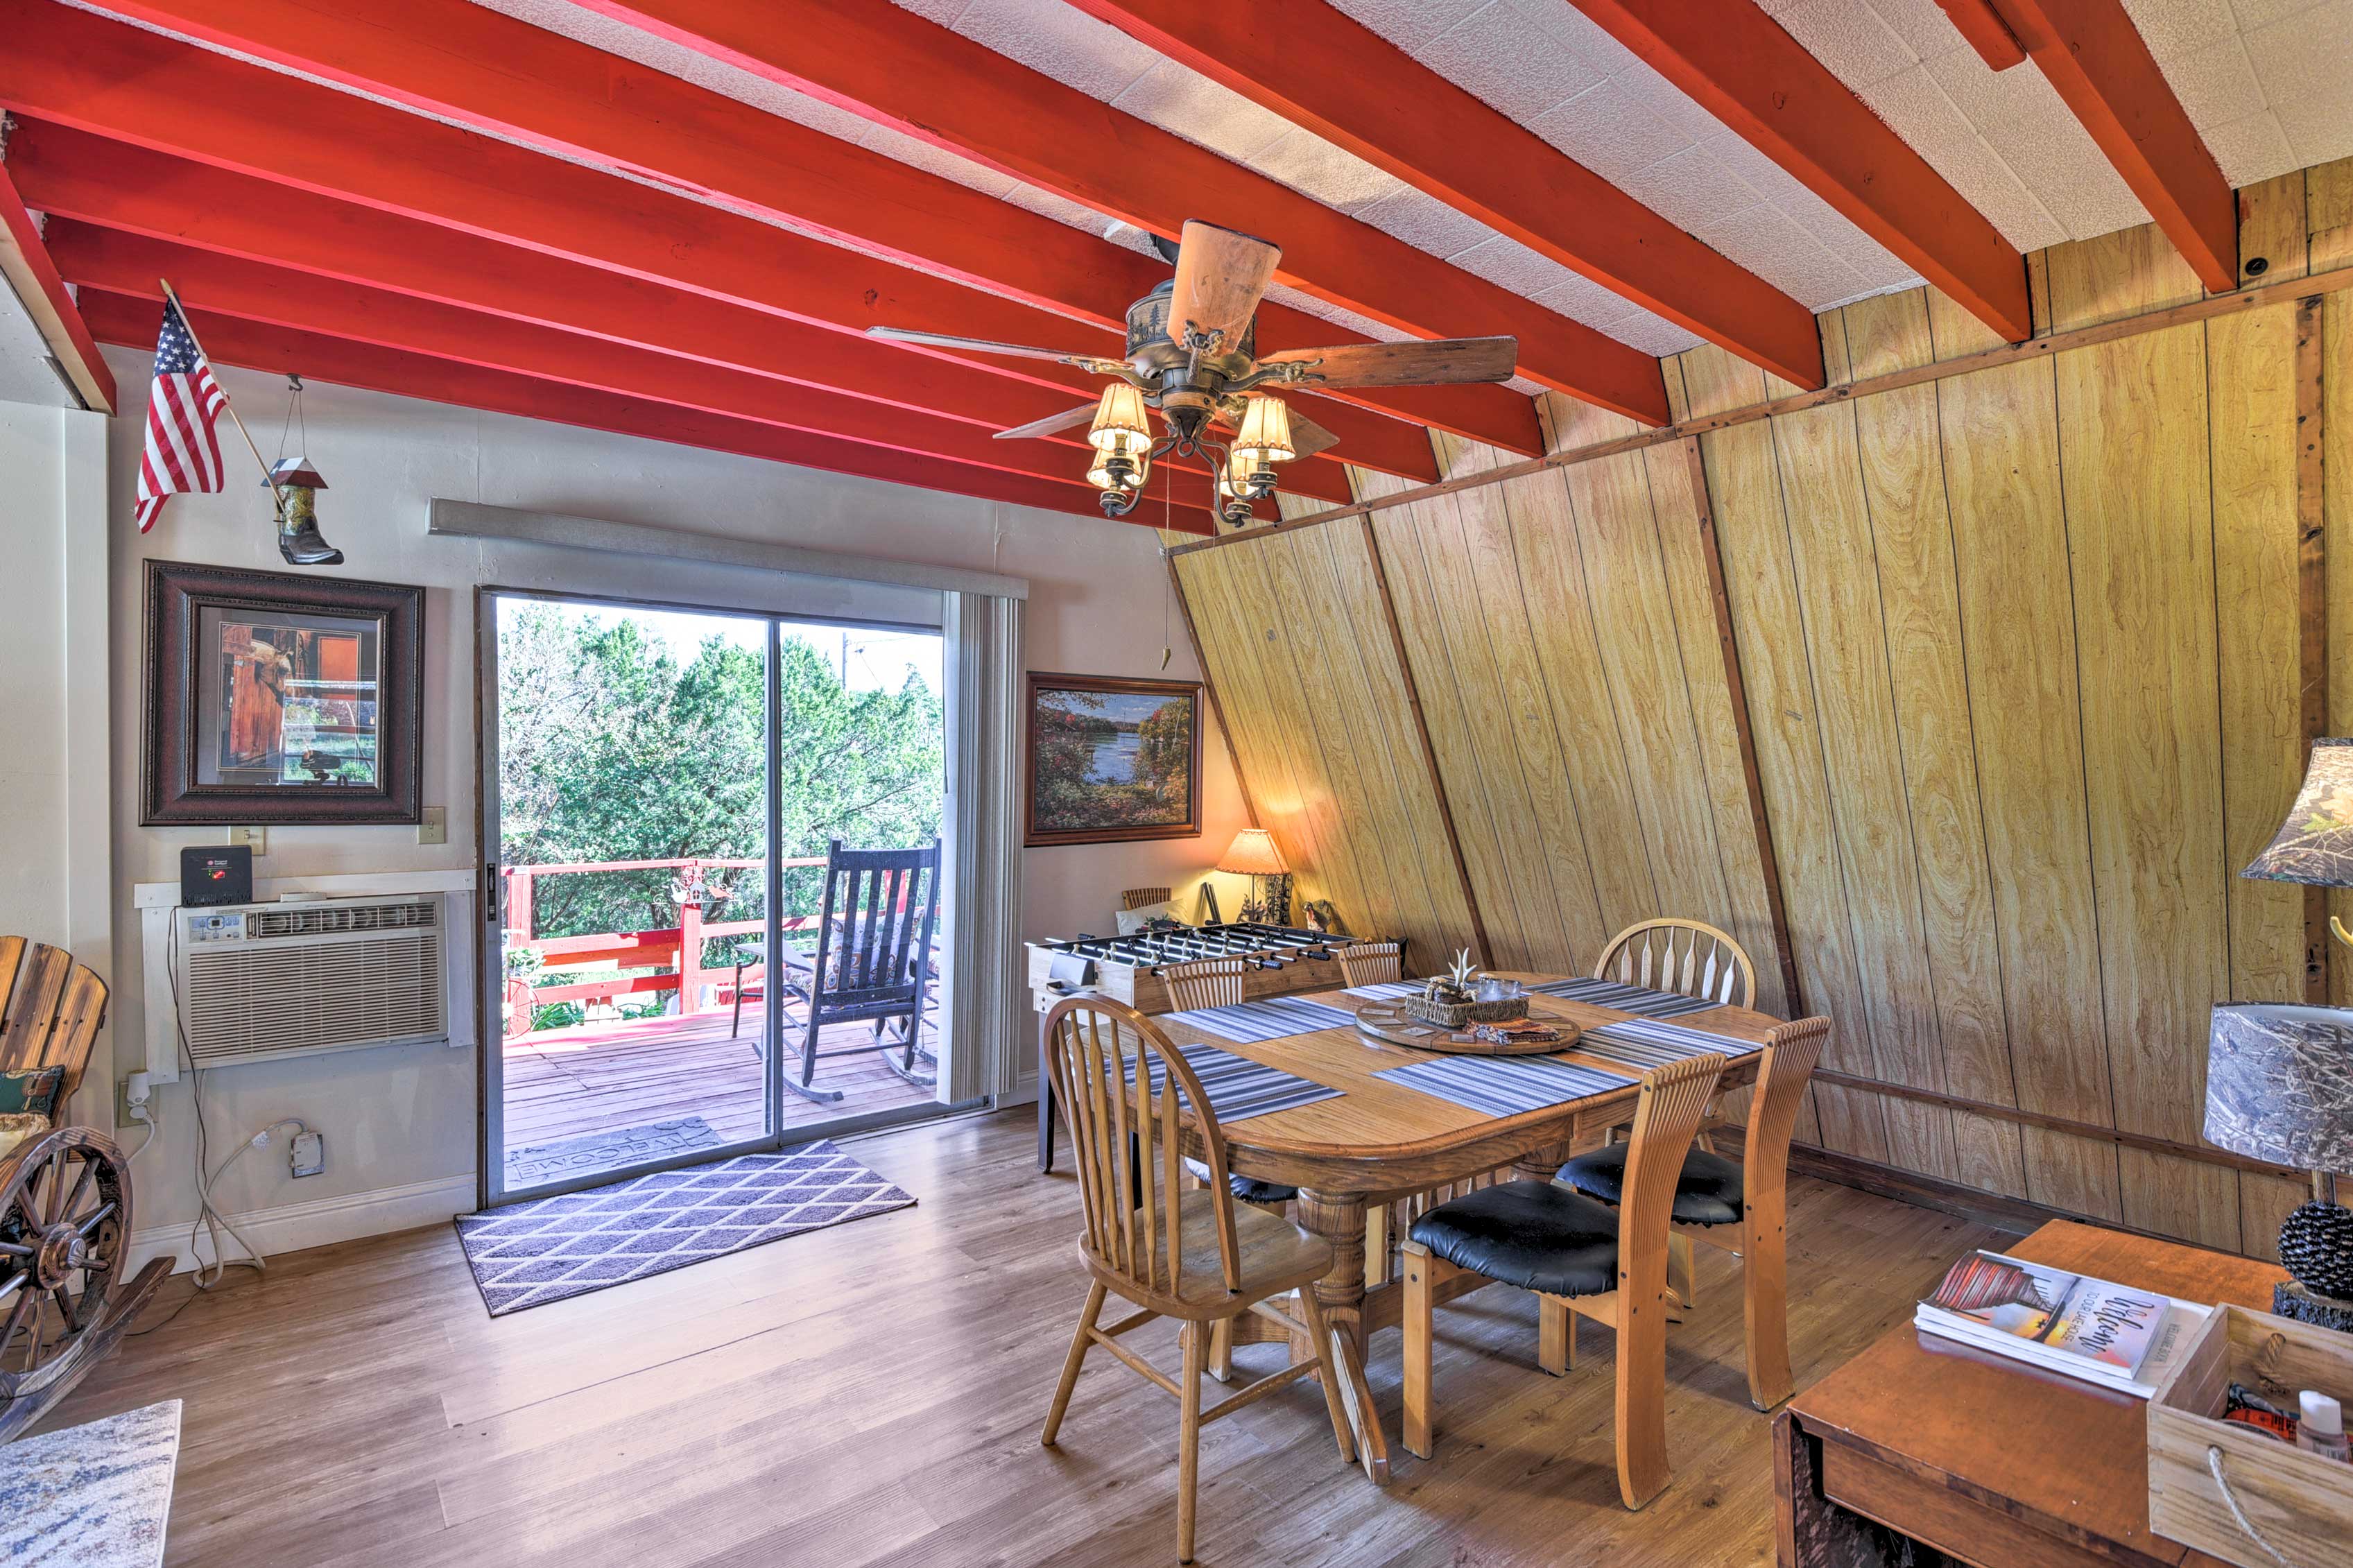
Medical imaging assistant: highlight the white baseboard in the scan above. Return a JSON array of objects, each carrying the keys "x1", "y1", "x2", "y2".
[{"x1": 127, "y1": 1172, "x2": 478, "y2": 1277}]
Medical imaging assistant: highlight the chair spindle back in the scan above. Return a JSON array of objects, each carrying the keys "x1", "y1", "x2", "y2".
[
  {"x1": 1121, "y1": 886, "x2": 1173, "y2": 911},
  {"x1": 1594, "y1": 919, "x2": 1756, "y2": 1009},
  {"x1": 1161, "y1": 957, "x2": 1247, "y2": 1013},
  {"x1": 0, "y1": 937, "x2": 107, "y2": 1105},
  {"x1": 1043, "y1": 995, "x2": 1241, "y2": 1299},
  {"x1": 811, "y1": 837, "x2": 942, "y2": 1005},
  {"x1": 1335, "y1": 941, "x2": 1402, "y2": 987}
]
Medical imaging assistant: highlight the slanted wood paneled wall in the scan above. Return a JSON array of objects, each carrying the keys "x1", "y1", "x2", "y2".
[{"x1": 1169, "y1": 156, "x2": 2353, "y2": 1260}]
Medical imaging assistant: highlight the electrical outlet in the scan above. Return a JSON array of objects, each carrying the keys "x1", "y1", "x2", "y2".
[
  {"x1": 227, "y1": 824, "x2": 267, "y2": 855},
  {"x1": 119, "y1": 1071, "x2": 152, "y2": 1126},
  {"x1": 289, "y1": 1130, "x2": 325, "y2": 1179},
  {"x1": 417, "y1": 806, "x2": 447, "y2": 846}
]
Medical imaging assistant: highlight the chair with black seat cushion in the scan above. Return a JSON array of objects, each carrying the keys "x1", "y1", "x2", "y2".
[
  {"x1": 1399, "y1": 1053, "x2": 1726, "y2": 1510},
  {"x1": 1555, "y1": 1017, "x2": 1827, "y2": 1411},
  {"x1": 1038, "y1": 995, "x2": 1354, "y2": 1564}
]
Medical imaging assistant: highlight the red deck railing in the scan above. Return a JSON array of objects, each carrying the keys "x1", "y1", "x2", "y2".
[{"x1": 501, "y1": 856, "x2": 827, "y2": 1036}]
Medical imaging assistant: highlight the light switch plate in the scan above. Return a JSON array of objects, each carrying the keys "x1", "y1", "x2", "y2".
[
  {"x1": 226, "y1": 825, "x2": 266, "y2": 855},
  {"x1": 417, "y1": 806, "x2": 447, "y2": 846}
]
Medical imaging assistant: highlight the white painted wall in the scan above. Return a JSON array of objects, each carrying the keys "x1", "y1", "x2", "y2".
[
  {"x1": 0, "y1": 399, "x2": 111, "y2": 1130},
  {"x1": 83, "y1": 347, "x2": 1248, "y2": 1264}
]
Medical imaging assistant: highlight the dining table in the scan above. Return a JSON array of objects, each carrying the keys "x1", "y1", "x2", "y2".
[{"x1": 1136, "y1": 970, "x2": 1798, "y2": 1484}]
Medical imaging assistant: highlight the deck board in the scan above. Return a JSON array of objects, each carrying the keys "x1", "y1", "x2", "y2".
[{"x1": 501, "y1": 1009, "x2": 940, "y2": 1157}]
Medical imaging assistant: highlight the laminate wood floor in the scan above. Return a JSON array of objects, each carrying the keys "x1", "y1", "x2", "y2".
[{"x1": 43, "y1": 1108, "x2": 2008, "y2": 1567}]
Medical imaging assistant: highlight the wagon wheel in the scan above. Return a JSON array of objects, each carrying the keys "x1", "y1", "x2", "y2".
[{"x1": 0, "y1": 1127, "x2": 162, "y2": 1443}]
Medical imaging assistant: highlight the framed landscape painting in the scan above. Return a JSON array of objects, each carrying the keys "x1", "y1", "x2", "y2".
[{"x1": 1024, "y1": 673, "x2": 1203, "y2": 847}]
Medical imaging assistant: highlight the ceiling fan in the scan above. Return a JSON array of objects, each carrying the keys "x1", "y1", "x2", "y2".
[{"x1": 866, "y1": 221, "x2": 1518, "y2": 527}]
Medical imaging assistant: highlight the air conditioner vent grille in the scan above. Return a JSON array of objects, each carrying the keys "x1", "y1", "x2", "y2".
[
  {"x1": 249, "y1": 901, "x2": 438, "y2": 938},
  {"x1": 178, "y1": 897, "x2": 448, "y2": 1069}
]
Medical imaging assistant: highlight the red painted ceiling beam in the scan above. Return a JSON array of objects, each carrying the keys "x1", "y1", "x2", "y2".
[
  {"x1": 576, "y1": 0, "x2": 1673, "y2": 424},
  {"x1": 0, "y1": 160, "x2": 112, "y2": 412},
  {"x1": 1565, "y1": 0, "x2": 2032, "y2": 344},
  {"x1": 87, "y1": 0, "x2": 1533, "y2": 458},
  {"x1": 1068, "y1": 0, "x2": 1825, "y2": 390},
  {"x1": 75, "y1": 288, "x2": 1217, "y2": 534},
  {"x1": 1934, "y1": 0, "x2": 2029, "y2": 70},
  {"x1": 1986, "y1": 0, "x2": 2236, "y2": 292},
  {"x1": 46, "y1": 222, "x2": 1272, "y2": 511}
]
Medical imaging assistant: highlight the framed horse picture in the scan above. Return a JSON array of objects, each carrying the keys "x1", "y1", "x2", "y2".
[
  {"x1": 1024, "y1": 672, "x2": 1202, "y2": 847},
  {"x1": 141, "y1": 560, "x2": 424, "y2": 825}
]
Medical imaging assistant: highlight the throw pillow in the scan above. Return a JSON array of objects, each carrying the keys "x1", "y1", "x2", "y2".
[
  {"x1": 0, "y1": 1067, "x2": 66, "y2": 1118},
  {"x1": 1115, "y1": 899, "x2": 1184, "y2": 936}
]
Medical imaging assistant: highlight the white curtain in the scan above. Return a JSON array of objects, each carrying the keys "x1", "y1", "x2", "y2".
[{"x1": 938, "y1": 590, "x2": 1026, "y2": 1105}]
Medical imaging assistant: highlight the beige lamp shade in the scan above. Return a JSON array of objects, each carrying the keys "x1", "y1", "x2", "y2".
[
  {"x1": 2242, "y1": 738, "x2": 2353, "y2": 886},
  {"x1": 1086, "y1": 448, "x2": 1147, "y2": 492},
  {"x1": 1087, "y1": 382, "x2": 1153, "y2": 457},
  {"x1": 1232, "y1": 396, "x2": 1295, "y2": 467},
  {"x1": 1217, "y1": 827, "x2": 1287, "y2": 877}
]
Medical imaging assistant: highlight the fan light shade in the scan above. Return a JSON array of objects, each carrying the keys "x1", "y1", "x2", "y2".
[
  {"x1": 1218, "y1": 449, "x2": 1252, "y2": 501},
  {"x1": 1086, "y1": 449, "x2": 1146, "y2": 492},
  {"x1": 2243, "y1": 739, "x2": 2353, "y2": 886},
  {"x1": 1088, "y1": 383, "x2": 1153, "y2": 457},
  {"x1": 2205, "y1": 1003, "x2": 2353, "y2": 1171},
  {"x1": 1217, "y1": 827, "x2": 1287, "y2": 877},
  {"x1": 1233, "y1": 397, "x2": 1295, "y2": 467}
]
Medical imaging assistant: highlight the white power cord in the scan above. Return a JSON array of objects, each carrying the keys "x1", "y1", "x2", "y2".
[{"x1": 187, "y1": 1116, "x2": 313, "y2": 1290}]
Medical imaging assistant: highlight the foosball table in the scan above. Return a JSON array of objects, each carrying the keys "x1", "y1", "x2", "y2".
[{"x1": 1026, "y1": 922, "x2": 1402, "y2": 1171}]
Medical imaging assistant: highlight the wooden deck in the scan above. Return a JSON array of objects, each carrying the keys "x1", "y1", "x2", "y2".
[{"x1": 501, "y1": 1008, "x2": 940, "y2": 1157}]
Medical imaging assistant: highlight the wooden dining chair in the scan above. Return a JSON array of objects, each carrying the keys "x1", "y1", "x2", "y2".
[
  {"x1": 1399, "y1": 1053, "x2": 1727, "y2": 1509},
  {"x1": 1038, "y1": 995, "x2": 1355, "y2": 1563},
  {"x1": 1159, "y1": 956, "x2": 1247, "y2": 1012},
  {"x1": 1334, "y1": 940, "x2": 1402, "y2": 987},
  {"x1": 1557, "y1": 1017, "x2": 1828, "y2": 1410},
  {"x1": 1592, "y1": 918, "x2": 1756, "y2": 1008}
]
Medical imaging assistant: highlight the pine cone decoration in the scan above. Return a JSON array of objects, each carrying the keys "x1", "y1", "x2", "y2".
[{"x1": 2277, "y1": 1200, "x2": 2353, "y2": 1300}]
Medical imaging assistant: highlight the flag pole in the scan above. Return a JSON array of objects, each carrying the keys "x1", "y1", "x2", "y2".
[{"x1": 158, "y1": 278, "x2": 286, "y2": 512}]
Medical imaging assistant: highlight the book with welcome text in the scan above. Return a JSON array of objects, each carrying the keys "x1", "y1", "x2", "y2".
[{"x1": 1912, "y1": 1250, "x2": 2207, "y2": 1398}]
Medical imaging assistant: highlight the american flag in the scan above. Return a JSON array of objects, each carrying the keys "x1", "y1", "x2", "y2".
[{"x1": 134, "y1": 296, "x2": 230, "y2": 533}]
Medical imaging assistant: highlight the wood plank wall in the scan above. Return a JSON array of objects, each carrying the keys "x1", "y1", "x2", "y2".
[{"x1": 1169, "y1": 156, "x2": 2353, "y2": 1259}]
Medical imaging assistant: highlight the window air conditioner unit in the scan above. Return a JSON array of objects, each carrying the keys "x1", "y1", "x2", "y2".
[{"x1": 168, "y1": 894, "x2": 451, "y2": 1071}]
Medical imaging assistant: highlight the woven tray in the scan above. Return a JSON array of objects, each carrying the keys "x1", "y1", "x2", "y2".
[
  {"x1": 1404, "y1": 992, "x2": 1529, "y2": 1028},
  {"x1": 1354, "y1": 1002, "x2": 1577, "y2": 1056}
]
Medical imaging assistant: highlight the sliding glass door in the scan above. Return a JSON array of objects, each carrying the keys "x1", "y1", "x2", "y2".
[{"x1": 478, "y1": 591, "x2": 953, "y2": 1205}]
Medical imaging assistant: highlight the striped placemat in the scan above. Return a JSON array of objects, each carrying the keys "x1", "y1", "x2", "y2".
[
  {"x1": 1576, "y1": 1015, "x2": 1762, "y2": 1071},
  {"x1": 1130, "y1": 1042, "x2": 1343, "y2": 1124},
  {"x1": 1527, "y1": 975, "x2": 1722, "y2": 1018},
  {"x1": 1374, "y1": 1055, "x2": 1634, "y2": 1118},
  {"x1": 1157, "y1": 995, "x2": 1357, "y2": 1044},
  {"x1": 1343, "y1": 980, "x2": 1420, "y2": 1000}
]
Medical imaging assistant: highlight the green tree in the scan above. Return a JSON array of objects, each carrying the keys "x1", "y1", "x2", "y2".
[{"x1": 497, "y1": 605, "x2": 943, "y2": 965}]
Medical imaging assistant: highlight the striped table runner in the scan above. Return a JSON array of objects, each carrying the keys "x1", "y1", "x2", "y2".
[
  {"x1": 1577, "y1": 1015, "x2": 1764, "y2": 1072},
  {"x1": 1374, "y1": 1055, "x2": 1634, "y2": 1118},
  {"x1": 1343, "y1": 981, "x2": 1420, "y2": 1000},
  {"x1": 1157, "y1": 995, "x2": 1357, "y2": 1044},
  {"x1": 1526, "y1": 976, "x2": 1720, "y2": 1018},
  {"x1": 1130, "y1": 1042, "x2": 1343, "y2": 1124}
]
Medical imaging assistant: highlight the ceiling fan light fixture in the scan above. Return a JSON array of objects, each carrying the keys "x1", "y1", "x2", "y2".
[
  {"x1": 1234, "y1": 395, "x2": 1295, "y2": 467},
  {"x1": 1087, "y1": 448, "x2": 1147, "y2": 492},
  {"x1": 1088, "y1": 382, "x2": 1153, "y2": 458}
]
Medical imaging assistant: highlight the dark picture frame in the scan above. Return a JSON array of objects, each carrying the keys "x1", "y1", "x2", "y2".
[
  {"x1": 142, "y1": 560, "x2": 424, "y2": 825},
  {"x1": 1024, "y1": 672, "x2": 1203, "y2": 847}
]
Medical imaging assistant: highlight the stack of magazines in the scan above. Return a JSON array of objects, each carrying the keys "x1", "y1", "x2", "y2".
[{"x1": 1915, "y1": 1251, "x2": 2209, "y2": 1398}]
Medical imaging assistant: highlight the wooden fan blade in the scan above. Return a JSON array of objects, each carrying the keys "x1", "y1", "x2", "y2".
[
  {"x1": 1258, "y1": 336, "x2": 1517, "y2": 388},
  {"x1": 1168, "y1": 220, "x2": 1281, "y2": 352},
  {"x1": 1288, "y1": 408, "x2": 1341, "y2": 460},
  {"x1": 993, "y1": 403, "x2": 1103, "y2": 442},
  {"x1": 865, "y1": 325, "x2": 1096, "y2": 364}
]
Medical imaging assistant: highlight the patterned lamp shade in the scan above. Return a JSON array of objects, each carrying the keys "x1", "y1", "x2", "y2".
[
  {"x1": 2205, "y1": 1003, "x2": 2353, "y2": 1171},
  {"x1": 2242, "y1": 738, "x2": 2353, "y2": 885},
  {"x1": 1217, "y1": 827, "x2": 1287, "y2": 877}
]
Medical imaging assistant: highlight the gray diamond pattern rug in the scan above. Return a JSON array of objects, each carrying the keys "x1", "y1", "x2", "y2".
[{"x1": 455, "y1": 1139, "x2": 916, "y2": 1316}]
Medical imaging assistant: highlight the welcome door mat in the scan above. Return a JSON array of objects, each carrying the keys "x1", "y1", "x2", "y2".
[
  {"x1": 456, "y1": 1139, "x2": 915, "y2": 1316},
  {"x1": 503, "y1": 1114, "x2": 724, "y2": 1189},
  {"x1": 0, "y1": 1399, "x2": 180, "y2": 1567}
]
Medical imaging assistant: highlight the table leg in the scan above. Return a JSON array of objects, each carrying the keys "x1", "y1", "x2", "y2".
[{"x1": 1296, "y1": 1188, "x2": 1389, "y2": 1484}]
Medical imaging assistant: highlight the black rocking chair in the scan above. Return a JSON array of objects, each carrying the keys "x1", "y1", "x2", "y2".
[{"x1": 776, "y1": 837, "x2": 942, "y2": 1103}]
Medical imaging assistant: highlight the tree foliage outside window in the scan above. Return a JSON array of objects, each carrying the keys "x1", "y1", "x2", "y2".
[{"x1": 497, "y1": 603, "x2": 944, "y2": 1027}]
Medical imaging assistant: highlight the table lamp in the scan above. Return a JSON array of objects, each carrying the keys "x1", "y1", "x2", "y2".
[
  {"x1": 2230, "y1": 736, "x2": 2353, "y2": 1329},
  {"x1": 1217, "y1": 827, "x2": 1291, "y2": 927}
]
